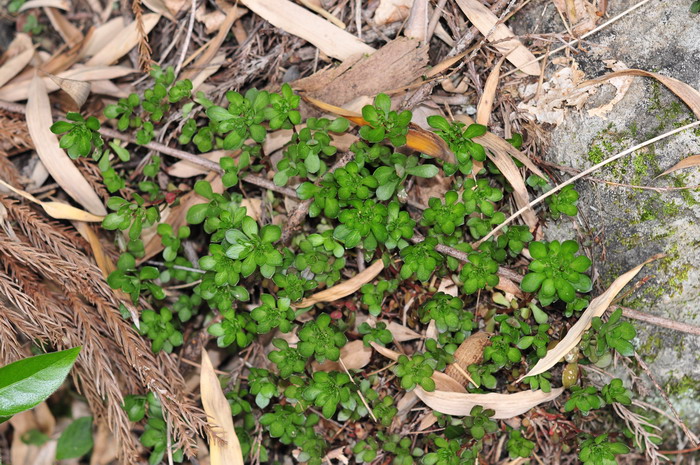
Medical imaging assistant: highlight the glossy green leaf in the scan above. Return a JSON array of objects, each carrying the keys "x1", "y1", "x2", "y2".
[{"x1": 0, "y1": 347, "x2": 81, "y2": 417}]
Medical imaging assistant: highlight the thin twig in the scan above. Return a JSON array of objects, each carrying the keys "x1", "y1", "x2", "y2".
[
  {"x1": 477, "y1": 120, "x2": 700, "y2": 245},
  {"x1": 615, "y1": 305, "x2": 700, "y2": 336},
  {"x1": 338, "y1": 357, "x2": 378, "y2": 422},
  {"x1": 174, "y1": 0, "x2": 197, "y2": 76}
]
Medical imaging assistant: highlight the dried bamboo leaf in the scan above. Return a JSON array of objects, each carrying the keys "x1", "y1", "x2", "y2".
[
  {"x1": 201, "y1": 350, "x2": 244, "y2": 465},
  {"x1": 25, "y1": 76, "x2": 106, "y2": 216},
  {"x1": 80, "y1": 17, "x2": 127, "y2": 59},
  {"x1": 0, "y1": 66, "x2": 135, "y2": 102},
  {"x1": 580, "y1": 69, "x2": 700, "y2": 119},
  {"x1": 432, "y1": 372, "x2": 467, "y2": 393},
  {"x1": 142, "y1": 0, "x2": 177, "y2": 21},
  {"x1": 369, "y1": 341, "x2": 400, "y2": 361},
  {"x1": 476, "y1": 57, "x2": 505, "y2": 126},
  {"x1": 312, "y1": 340, "x2": 372, "y2": 372},
  {"x1": 18, "y1": 0, "x2": 68, "y2": 11},
  {"x1": 295, "y1": 260, "x2": 384, "y2": 308},
  {"x1": 0, "y1": 47, "x2": 34, "y2": 89},
  {"x1": 85, "y1": 14, "x2": 161, "y2": 66},
  {"x1": 454, "y1": 0, "x2": 540, "y2": 76},
  {"x1": 46, "y1": 73, "x2": 91, "y2": 109},
  {"x1": 73, "y1": 221, "x2": 115, "y2": 278},
  {"x1": 656, "y1": 154, "x2": 700, "y2": 178},
  {"x1": 43, "y1": 7, "x2": 83, "y2": 47},
  {"x1": 386, "y1": 321, "x2": 421, "y2": 342},
  {"x1": 414, "y1": 386, "x2": 564, "y2": 418},
  {"x1": 239, "y1": 0, "x2": 375, "y2": 60},
  {"x1": 167, "y1": 150, "x2": 231, "y2": 178},
  {"x1": 517, "y1": 255, "x2": 661, "y2": 382}
]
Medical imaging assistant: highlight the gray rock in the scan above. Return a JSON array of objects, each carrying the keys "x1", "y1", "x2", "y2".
[{"x1": 525, "y1": 0, "x2": 700, "y2": 426}]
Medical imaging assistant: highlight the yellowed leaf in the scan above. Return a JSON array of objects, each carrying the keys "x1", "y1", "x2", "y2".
[
  {"x1": 517, "y1": 255, "x2": 661, "y2": 382},
  {"x1": 73, "y1": 221, "x2": 115, "y2": 278},
  {"x1": 454, "y1": 0, "x2": 540, "y2": 76},
  {"x1": 476, "y1": 57, "x2": 505, "y2": 126},
  {"x1": 201, "y1": 350, "x2": 244, "y2": 465},
  {"x1": 295, "y1": 260, "x2": 384, "y2": 308},
  {"x1": 0, "y1": 179, "x2": 104, "y2": 222},
  {"x1": 46, "y1": 73, "x2": 91, "y2": 109},
  {"x1": 415, "y1": 386, "x2": 564, "y2": 418},
  {"x1": 85, "y1": 14, "x2": 161, "y2": 66},
  {"x1": 580, "y1": 69, "x2": 700, "y2": 120},
  {"x1": 239, "y1": 0, "x2": 375, "y2": 61},
  {"x1": 0, "y1": 46, "x2": 34, "y2": 89},
  {"x1": 656, "y1": 154, "x2": 700, "y2": 178},
  {"x1": 25, "y1": 76, "x2": 107, "y2": 216}
]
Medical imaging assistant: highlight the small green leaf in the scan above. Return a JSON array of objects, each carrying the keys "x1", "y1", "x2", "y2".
[
  {"x1": 56, "y1": 416, "x2": 93, "y2": 460},
  {"x1": 406, "y1": 164, "x2": 438, "y2": 178},
  {"x1": 0, "y1": 347, "x2": 81, "y2": 417}
]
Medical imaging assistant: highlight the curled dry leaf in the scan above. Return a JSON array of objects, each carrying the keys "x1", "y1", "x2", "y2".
[
  {"x1": 46, "y1": 73, "x2": 91, "y2": 109},
  {"x1": 445, "y1": 331, "x2": 490, "y2": 386},
  {"x1": 312, "y1": 340, "x2": 372, "y2": 372},
  {"x1": 370, "y1": 341, "x2": 559, "y2": 418},
  {"x1": 454, "y1": 0, "x2": 540, "y2": 76},
  {"x1": 517, "y1": 255, "x2": 662, "y2": 382},
  {"x1": 295, "y1": 260, "x2": 384, "y2": 308},
  {"x1": 201, "y1": 350, "x2": 244, "y2": 465},
  {"x1": 0, "y1": 179, "x2": 103, "y2": 222},
  {"x1": 0, "y1": 66, "x2": 135, "y2": 102},
  {"x1": 18, "y1": 0, "x2": 68, "y2": 12},
  {"x1": 26, "y1": 75, "x2": 106, "y2": 216},
  {"x1": 85, "y1": 14, "x2": 161, "y2": 66},
  {"x1": 580, "y1": 69, "x2": 700, "y2": 119},
  {"x1": 239, "y1": 0, "x2": 375, "y2": 61},
  {"x1": 551, "y1": 0, "x2": 600, "y2": 36},
  {"x1": 586, "y1": 61, "x2": 633, "y2": 119},
  {"x1": 414, "y1": 386, "x2": 564, "y2": 419},
  {"x1": 656, "y1": 154, "x2": 700, "y2": 178},
  {"x1": 476, "y1": 57, "x2": 505, "y2": 126}
]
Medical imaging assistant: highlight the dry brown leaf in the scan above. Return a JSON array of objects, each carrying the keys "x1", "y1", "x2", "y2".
[
  {"x1": 201, "y1": 350, "x2": 244, "y2": 465},
  {"x1": 9, "y1": 405, "x2": 57, "y2": 465},
  {"x1": 18, "y1": 0, "x2": 68, "y2": 11},
  {"x1": 312, "y1": 340, "x2": 372, "y2": 372},
  {"x1": 0, "y1": 66, "x2": 135, "y2": 102},
  {"x1": 182, "y1": 7, "x2": 242, "y2": 81},
  {"x1": 191, "y1": 53, "x2": 227, "y2": 91},
  {"x1": 142, "y1": 0, "x2": 177, "y2": 21},
  {"x1": 415, "y1": 386, "x2": 564, "y2": 418},
  {"x1": 432, "y1": 371, "x2": 467, "y2": 393},
  {"x1": 445, "y1": 331, "x2": 490, "y2": 386},
  {"x1": 0, "y1": 44, "x2": 34, "y2": 89},
  {"x1": 25, "y1": 75, "x2": 106, "y2": 215},
  {"x1": 85, "y1": 14, "x2": 161, "y2": 66},
  {"x1": 386, "y1": 321, "x2": 421, "y2": 342},
  {"x1": 295, "y1": 260, "x2": 384, "y2": 308},
  {"x1": 44, "y1": 7, "x2": 83, "y2": 47},
  {"x1": 454, "y1": 114, "x2": 538, "y2": 230},
  {"x1": 80, "y1": 17, "x2": 126, "y2": 59},
  {"x1": 73, "y1": 221, "x2": 115, "y2": 278},
  {"x1": 239, "y1": 0, "x2": 374, "y2": 61},
  {"x1": 586, "y1": 60, "x2": 633, "y2": 119},
  {"x1": 240, "y1": 198, "x2": 262, "y2": 222},
  {"x1": 454, "y1": 0, "x2": 540, "y2": 75},
  {"x1": 0, "y1": 179, "x2": 103, "y2": 222},
  {"x1": 46, "y1": 73, "x2": 91, "y2": 109},
  {"x1": 294, "y1": 37, "x2": 427, "y2": 109},
  {"x1": 89, "y1": 422, "x2": 118, "y2": 465},
  {"x1": 517, "y1": 255, "x2": 661, "y2": 382},
  {"x1": 551, "y1": 0, "x2": 600, "y2": 36},
  {"x1": 476, "y1": 56, "x2": 505, "y2": 126},
  {"x1": 195, "y1": 5, "x2": 246, "y2": 34},
  {"x1": 404, "y1": 0, "x2": 428, "y2": 41},
  {"x1": 374, "y1": 0, "x2": 412, "y2": 25},
  {"x1": 580, "y1": 69, "x2": 700, "y2": 120},
  {"x1": 656, "y1": 154, "x2": 700, "y2": 178}
]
